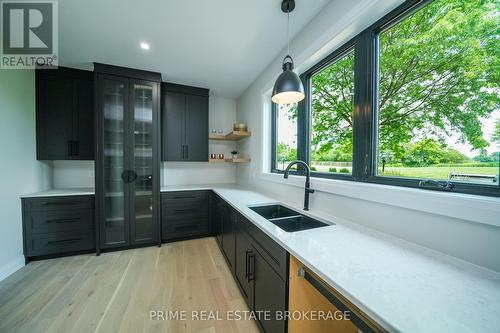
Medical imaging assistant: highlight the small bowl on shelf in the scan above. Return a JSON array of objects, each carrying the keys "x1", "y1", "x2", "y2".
[{"x1": 233, "y1": 123, "x2": 247, "y2": 132}]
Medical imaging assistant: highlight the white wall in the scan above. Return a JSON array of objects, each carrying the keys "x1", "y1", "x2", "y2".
[
  {"x1": 236, "y1": 0, "x2": 500, "y2": 272},
  {"x1": 0, "y1": 70, "x2": 52, "y2": 280},
  {"x1": 53, "y1": 161, "x2": 94, "y2": 188},
  {"x1": 162, "y1": 96, "x2": 238, "y2": 185}
]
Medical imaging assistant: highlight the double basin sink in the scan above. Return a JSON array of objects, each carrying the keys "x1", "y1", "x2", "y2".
[{"x1": 249, "y1": 204, "x2": 332, "y2": 232}]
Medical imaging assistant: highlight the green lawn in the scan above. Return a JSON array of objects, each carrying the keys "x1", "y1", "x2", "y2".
[
  {"x1": 309, "y1": 163, "x2": 499, "y2": 184},
  {"x1": 379, "y1": 166, "x2": 498, "y2": 179}
]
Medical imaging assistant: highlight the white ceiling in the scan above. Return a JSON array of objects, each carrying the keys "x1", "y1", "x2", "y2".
[{"x1": 58, "y1": 0, "x2": 331, "y2": 98}]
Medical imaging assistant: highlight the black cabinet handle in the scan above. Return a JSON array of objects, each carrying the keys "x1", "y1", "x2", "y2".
[
  {"x1": 247, "y1": 251, "x2": 255, "y2": 282},
  {"x1": 245, "y1": 249, "x2": 251, "y2": 279},
  {"x1": 171, "y1": 195, "x2": 198, "y2": 200},
  {"x1": 73, "y1": 141, "x2": 79, "y2": 156},
  {"x1": 174, "y1": 209, "x2": 196, "y2": 214},
  {"x1": 121, "y1": 170, "x2": 129, "y2": 183},
  {"x1": 174, "y1": 225, "x2": 198, "y2": 232},
  {"x1": 44, "y1": 218, "x2": 80, "y2": 224},
  {"x1": 42, "y1": 201, "x2": 81, "y2": 206},
  {"x1": 67, "y1": 140, "x2": 73, "y2": 156},
  {"x1": 130, "y1": 170, "x2": 138, "y2": 183},
  {"x1": 46, "y1": 238, "x2": 81, "y2": 246}
]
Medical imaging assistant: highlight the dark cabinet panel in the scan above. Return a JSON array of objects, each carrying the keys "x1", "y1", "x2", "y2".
[
  {"x1": 163, "y1": 91, "x2": 185, "y2": 161},
  {"x1": 253, "y1": 249, "x2": 287, "y2": 333},
  {"x1": 161, "y1": 83, "x2": 209, "y2": 162},
  {"x1": 22, "y1": 195, "x2": 95, "y2": 260},
  {"x1": 221, "y1": 203, "x2": 236, "y2": 269},
  {"x1": 161, "y1": 191, "x2": 210, "y2": 241},
  {"x1": 73, "y1": 78, "x2": 94, "y2": 160},
  {"x1": 212, "y1": 194, "x2": 223, "y2": 244},
  {"x1": 36, "y1": 74, "x2": 73, "y2": 160},
  {"x1": 235, "y1": 226, "x2": 254, "y2": 306},
  {"x1": 185, "y1": 94, "x2": 208, "y2": 161},
  {"x1": 36, "y1": 67, "x2": 94, "y2": 160}
]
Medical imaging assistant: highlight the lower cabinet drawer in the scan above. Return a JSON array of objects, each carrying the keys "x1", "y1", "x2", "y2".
[
  {"x1": 26, "y1": 210, "x2": 92, "y2": 235},
  {"x1": 24, "y1": 196, "x2": 92, "y2": 212},
  {"x1": 26, "y1": 231, "x2": 95, "y2": 257},
  {"x1": 162, "y1": 199, "x2": 208, "y2": 219},
  {"x1": 162, "y1": 219, "x2": 209, "y2": 240}
]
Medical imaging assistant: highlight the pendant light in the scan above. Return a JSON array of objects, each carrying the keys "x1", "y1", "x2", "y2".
[{"x1": 272, "y1": 0, "x2": 305, "y2": 104}]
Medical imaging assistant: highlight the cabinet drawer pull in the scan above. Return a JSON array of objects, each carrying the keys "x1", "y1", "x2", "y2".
[
  {"x1": 171, "y1": 196, "x2": 198, "y2": 200},
  {"x1": 245, "y1": 249, "x2": 252, "y2": 279},
  {"x1": 46, "y1": 238, "x2": 82, "y2": 246},
  {"x1": 298, "y1": 266, "x2": 379, "y2": 333},
  {"x1": 44, "y1": 218, "x2": 80, "y2": 224},
  {"x1": 173, "y1": 208, "x2": 196, "y2": 214},
  {"x1": 247, "y1": 252, "x2": 255, "y2": 282},
  {"x1": 42, "y1": 201, "x2": 81, "y2": 207},
  {"x1": 174, "y1": 225, "x2": 198, "y2": 232}
]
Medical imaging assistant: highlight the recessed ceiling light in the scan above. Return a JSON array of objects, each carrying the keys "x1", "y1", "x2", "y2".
[{"x1": 139, "y1": 42, "x2": 150, "y2": 50}]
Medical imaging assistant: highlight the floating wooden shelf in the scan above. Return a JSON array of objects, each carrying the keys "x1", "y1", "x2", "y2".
[
  {"x1": 209, "y1": 130, "x2": 251, "y2": 141},
  {"x1": 226, "y1": 157, "x2": 251, "y2": 163},
  {"x1": 208, "y1": 157, "x2": 251, "y2": 164}
]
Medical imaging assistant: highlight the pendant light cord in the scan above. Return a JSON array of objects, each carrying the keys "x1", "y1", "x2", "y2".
[{"x1": 287, "y1": 9, "x2": 290, "y2": 56}]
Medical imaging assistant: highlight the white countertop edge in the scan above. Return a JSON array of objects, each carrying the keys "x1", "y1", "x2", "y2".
[{"x1": 20, "y1": 188, "x2": 95, "y2": 198}]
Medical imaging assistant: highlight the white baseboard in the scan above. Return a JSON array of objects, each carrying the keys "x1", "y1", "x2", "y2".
[{"x1": 0, "y1": 255, "x2": 25, "y2": 282}]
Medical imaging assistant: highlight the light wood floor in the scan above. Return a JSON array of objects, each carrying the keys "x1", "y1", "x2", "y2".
[{"x1": 0, "y1": 237, "x2": 260, "y2": 333}]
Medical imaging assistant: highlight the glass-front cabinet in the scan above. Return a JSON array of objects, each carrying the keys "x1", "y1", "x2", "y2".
[{"x1": 95, "y1": 64, "x2": 160, "y2": 252}]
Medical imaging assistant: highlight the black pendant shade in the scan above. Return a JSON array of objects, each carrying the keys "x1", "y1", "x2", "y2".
[
  {"x1": 272, "y1": 55, "x2": 305, "y2": 104},
  {"x1": 272, "y1": 0, "x2": 305, "y2": 104}
]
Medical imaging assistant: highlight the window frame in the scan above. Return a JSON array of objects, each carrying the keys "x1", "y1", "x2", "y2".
[{"x1": 270, "y1": 0, "x2": 500, "y2": 197}]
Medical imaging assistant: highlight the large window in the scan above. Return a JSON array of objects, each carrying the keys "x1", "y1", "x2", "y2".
[
  {"x1": 310, "y1": 49, "x2": 355, "y2": 175},
  {"x1": 271, "y1": 0, "x2": 500, "y2": 197},
  {"x1": 377, "y1": 0, "x2": 499, "y2": 186}
]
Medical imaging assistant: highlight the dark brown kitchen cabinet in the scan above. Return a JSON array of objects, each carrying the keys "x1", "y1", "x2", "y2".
[
  {"x1": 161, "y1": 83, "x2": 209, "y2": 162},
  {"x1": 235, "y1": 225, "x2": 254, "y2": 305},
  {"x1": 94, "y1": 63, "x2": 161, "y2": 252},
  {"x1": 221, "y1": 202, "x2": 236, "y2": 269},
  {"x1": 234, "y1": 213, "x2": 288, "y2": 333},
  {"x1": 253, "y1": 250, "x2": 287, "y2": 333},
  {"x1": 212, "y1": 194, "x2": 223, "y2": 244},
  {"x1": 161, "y1": 191, "x2": 210, "y2": 241},
  {"x1": 21, "y1": 195, "x2": 95, "y2": 261},
  {"x1": 36, "y1": 67, "x2": 94, "y2": 160}
]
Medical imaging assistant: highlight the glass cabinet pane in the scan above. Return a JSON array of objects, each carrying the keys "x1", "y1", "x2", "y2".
[
  {"x1": 103, "y1": 79, "x2": 127, "y2": 246},
  {"x1": 132, "y1": 83, "x2": 154, "y2": 242}
]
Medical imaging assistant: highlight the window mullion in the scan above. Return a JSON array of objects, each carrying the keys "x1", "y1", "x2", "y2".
[{"x1": 353, "y1": 32, "x2": 376, "y2": 182}]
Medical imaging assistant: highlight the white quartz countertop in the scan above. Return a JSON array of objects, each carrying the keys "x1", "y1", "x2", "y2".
[
  {"x1": 161, "y1": 184, "x2": 500, "y2": 333},
  {"x1": 20, "y1": 188, "x2": 95, "y2": 198}
]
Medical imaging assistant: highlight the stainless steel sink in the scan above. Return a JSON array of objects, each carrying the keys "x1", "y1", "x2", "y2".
[{"x1": 249, "y1": 204, "x2": 331, "y2": 232}]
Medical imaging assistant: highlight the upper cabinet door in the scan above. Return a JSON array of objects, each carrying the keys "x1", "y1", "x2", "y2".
[
  {"x1": 185, "y1": 94, "x2": 208, "y2": 161},
  {"x1": 162, "y1": 91, "x2": 185, "y2": 161},
  {"x1": 36, "y1": 72, "x2": 74, "y2": 160},
  {"x1": 36, "y1": 67, "x2": 94, "y2": 160},
  {"x1": 161, "y1": 83, "x2": 209, "y2": 162},
  {"x1": 73, "y1": 78, "x2": 94, "y2": 160}
]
